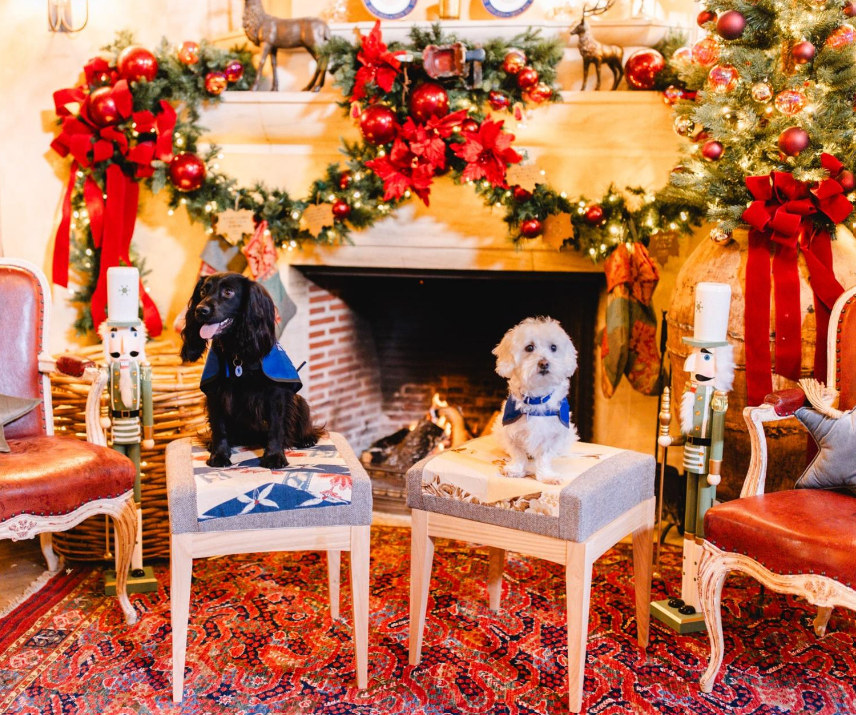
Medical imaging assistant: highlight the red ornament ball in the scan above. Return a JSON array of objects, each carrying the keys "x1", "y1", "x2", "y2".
[
  {"x1": 697, "y1": 9, "x2": 717, "y2": 27},
  {"x1": 169, "y1": 153, "x2": 206, "y2": 192},
  {"x1": 513, "y1": 186, "x2": 532, "y2": 201},
  {"x1": 526, "y1": 83, "x2": 553, "y2": 104},
  {"x1": 520, "y1": 218, "x2": 543, "y2": 238},
  {"x1": 178, "y1": 41, "x2": 200, "y2": 65},
  {"x1": 205, "y1": 71, "x2": 228, "y2": 96},
  {"x1": 332, "y1": 200, "x2": 351, "y2": 219},
  {"x1": 845, "y1": 1, "x2": 856, "y2": 17},
  {"x1": 701, "y1": 140, "x2": 724, "y2": 161},
  {"x1": 338, "y1": 171, "x2": 352, "y2": 189},
  {"x1": 359, "y1": 105, "x2": 397, "y2": 145},
  {"x1": 502, "y1": 49, "x2": 527, "y2": 75},
  {"x1": 778, "y1": 127, "x2": 810, "y2": 156},
  {"x1": 716, "y1": 10, "x2": 746, "y2": 40},
  {"x1": 585, "y1": 204, "x2": 604, "y2": 224},
  {"x1": 224, "y1": 60, "x2": 245, "y2": 83},
  {"x1": 461, "y1": 118, "x2": 479, "y2": 133},
  {"x1": 708, "y1": 64, "x2": 739, "y2": 93},
  {"x1": 87, "y1": 86, "x2": 121, "y2": 127},
  {"x1": 516, "y1": 67, "x2": 540, "y2": 90},
  {"x1": 624, "y1": 49, "x2": 666, "y2": 90},
  {"x1": 409, "y1": 82, "x2": 449, "y2": 122},
  {"x1": 792, "y1": 40, "x2": 816, "y2": 64},
  {"x1": 117, "y1": 45, "x2": 158, "y2": 83},
  {"x1": 488, "y1": 91, "x2": 511, "y2": 111},
  {"x1": 692, "y1": 36, "x2": 720, "y2": 66},
  {"x1": 838, "y1": 169, "x2": 856, "y2": 191}
]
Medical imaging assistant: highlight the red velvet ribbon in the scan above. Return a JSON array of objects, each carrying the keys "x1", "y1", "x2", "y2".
[{"x1": 741, "y1": 165, "x2": 849, "y2": 404}]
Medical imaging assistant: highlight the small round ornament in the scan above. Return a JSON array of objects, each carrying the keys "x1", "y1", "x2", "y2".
[
  {"x1": 461, "y1": 118, "x2": 480, "y2": 133},
  {"x1": 516, "y1": 67, "x2": 540, "y2": 90},
  {"x1": 502, "y1": 49, "x2": 527, "y2": 75},
  {"x1": 846, "y1": 2, "x2": 856, "y2": 17},
  {"x1": 526, "y1": 83, "x2": 553, "y2": 104},
  {"x1": 117, "y1": 45, "x2": 158, "y2": 83},
  {"x1": 701, "y1": 140, "x2": 724, "y2": 161},
  {"x1": 693, "y1": 130, "x2": 711, "y2": 144},
  {"x1": 585, "y1": 204, "x2": 604, "y2": 224},
  {"x1": 513, "y1": 186, "x2": 532, "y2": 201},
  {"x1": 673, "y1": 115, "x2": 695, "y2": 136},
  {"x1": 826, "y1": 25, "x2": 855, "y2": 48},
  {"x1": 838, "y1": 169, "x2": 856, "y2": 191},
  {"x1": 224, "y1": 60, "x2": 245, "y2": 83},
  {"x1": 663, "y1": 85, "x2": 683, "y2": 105},
  {"x1": 774, "y1": 88, "x2": 807, "y2": 116},
  {"x1": 338, "y1": 171, "x2": 352, "y2": 189},
  {"x1": 409, "y1": 82, "x2": 449, "y2": 122},
  {"x1": 751, "y1": 81, "x2": 773, "y2": 103},
  {"x1": 697, "y1": 9, "x2": 717, "y2": 27},
  {"x1": 205, "y1": 71, "x2": 228, "y2": 96},
  {"x1": 624, "y1": 49, "x2": 666, "y2": 90},
  {"x1": 691, "y1": 36, "x2": 720, "y2": 66},
  {"x1": 169, "y1": 153, "x2": 206, "y2": 192},
  {"x1": 708, "y1": 64, "x2": 739, "y2": 93},
  {"x1": 792, "y1": 40, "x2": 816, "y2": 64},
  {"x1": 332, "y1": 200, "x2": 351, "y2": 219},
  {"x1": 359, "y1": 105, "x2": 397, "y2": 145},
  {"x1": 716, "y1": 10, "x2": 746, "y2": 40},
  {"x1": 778, "y1": 126, "x2": 810, "y2": 156},
  {"x1": 709, "y1": 225, "x2": 733, "y2": 245},
  {"x1": 488, "y1": 91, "x2": 511, "y2": 111},
  {"x1": 520, "y1": 218, "x2": 543, "y2": 238},
  {"x1": 87, "y1": 86, "x2": 121, "y2": 127},
  {"x1": 672, "y1": 46, "x2": 693, "y2": 64},
  {"x1": 178, "y1": 41, "x2": 200, "y2": 65}
]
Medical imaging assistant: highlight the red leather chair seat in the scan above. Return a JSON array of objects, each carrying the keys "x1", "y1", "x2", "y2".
[
  {"x1": 705, "y1": 490, "x2": 856, "y2": 589},
  {"x1": 0, "y1": 435, "x2": 135, "y2": 521}
]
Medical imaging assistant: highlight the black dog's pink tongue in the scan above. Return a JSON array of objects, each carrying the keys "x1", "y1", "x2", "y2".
[{"x1": 200, "y1": 320, "x2": 229, "y2": 340}]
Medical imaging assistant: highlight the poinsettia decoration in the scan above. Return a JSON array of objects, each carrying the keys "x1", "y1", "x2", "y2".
[
  {"x1": 452, "y1": 118, "x2": 522, "y2": 187},
  {"x1": 352, "y1": 21, "x2": 402, "y2": 101}
]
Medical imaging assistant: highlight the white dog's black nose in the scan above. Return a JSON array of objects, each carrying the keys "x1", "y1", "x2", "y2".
[{"x1": 538, "y1": 359, "x2": 550, "y2": 374}]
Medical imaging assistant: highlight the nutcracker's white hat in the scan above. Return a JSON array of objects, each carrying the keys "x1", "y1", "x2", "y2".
[
  {"x1": 105, "y1": 266, "x2": 142, "y2": 327},
  {"x1": 683, "y1": 281, "x2": 731, "y2": 348}
]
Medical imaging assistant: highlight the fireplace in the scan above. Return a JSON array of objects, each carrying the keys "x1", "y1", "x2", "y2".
[{"x1": 294, "y1": 266, "x2": 602, "y2": 456}]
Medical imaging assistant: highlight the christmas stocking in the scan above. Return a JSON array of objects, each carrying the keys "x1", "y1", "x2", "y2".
[{"x1": 241, "y1": 221, "x2": 296, "y2": 337}]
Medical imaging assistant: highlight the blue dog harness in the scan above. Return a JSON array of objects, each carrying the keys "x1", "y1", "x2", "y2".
[
  {"x1": 502, "y1": 393, "x2": 571, "y2": 428},
  {"x1": 200, "y1": 342, "x2": 303, "y2": 395}
]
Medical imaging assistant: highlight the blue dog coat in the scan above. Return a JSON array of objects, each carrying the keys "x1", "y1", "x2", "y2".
[{"x1": 200, "y1": 342, "x2": 303, "y2": 394}]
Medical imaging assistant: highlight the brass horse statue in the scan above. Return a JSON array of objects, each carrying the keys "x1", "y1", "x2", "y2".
[
  {"x1": 243, "y1": 0, "x2": 331, "y2": 92},
  {"x1": 570, "y1": 0, "x2": 624, "y2": 91}
]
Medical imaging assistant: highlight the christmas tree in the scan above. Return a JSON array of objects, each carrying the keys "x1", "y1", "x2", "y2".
[{"x1": 660, "y1": 0, "x2": 856, "y2": 404}]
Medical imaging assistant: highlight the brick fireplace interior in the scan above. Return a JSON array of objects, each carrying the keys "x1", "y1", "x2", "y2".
[{"x1": 299, "y1": 266, "x2": 603, "y2": 455}]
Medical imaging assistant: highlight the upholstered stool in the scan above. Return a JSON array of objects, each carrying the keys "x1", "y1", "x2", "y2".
[
  {"x1": 406, "y1": 434, "x2": 655, "y2": 713},
  {"x1": 166, "y1": 432, "x2": 372, "y2": 703}
]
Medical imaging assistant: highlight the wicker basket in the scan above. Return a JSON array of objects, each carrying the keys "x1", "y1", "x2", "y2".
[{"x1": 50, "y1": 339, "x2": 206, "y2": 561}]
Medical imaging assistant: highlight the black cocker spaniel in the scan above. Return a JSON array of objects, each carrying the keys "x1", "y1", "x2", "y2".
[{"x1": 180, "y1": 272, "x2": 323, "y2": 468}]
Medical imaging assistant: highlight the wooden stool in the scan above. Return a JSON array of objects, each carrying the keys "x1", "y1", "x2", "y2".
[
  {"x1": 165, "y1": 432, "x2": 372, "y2": 703},
  {"x1": 406, "y1": 434, "x2": 655, "y2": 713}
]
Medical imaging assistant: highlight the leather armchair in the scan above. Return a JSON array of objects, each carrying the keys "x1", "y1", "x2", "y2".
[
  {"x1": 0, "y1": 258, "x2": 138, "y2": 624},
  {"x1": 697, "y1": 284, "x2": 856, "y2": 692}
]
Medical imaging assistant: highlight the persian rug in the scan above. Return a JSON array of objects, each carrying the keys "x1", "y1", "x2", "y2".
[{"x1": 1, "y1": 526, "x2": 853, "y2": 714}]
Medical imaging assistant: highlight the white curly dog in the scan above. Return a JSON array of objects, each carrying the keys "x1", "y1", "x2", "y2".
[{"x1": 492, "y1": 316, "x2": 580, "y2": 483}]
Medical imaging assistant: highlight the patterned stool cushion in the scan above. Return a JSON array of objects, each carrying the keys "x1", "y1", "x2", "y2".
[
  {"x1": 167, "y1": 432, "x2": 372, "y2": 534},
  {"x1": 406, "y1": 434, "x2": 654, "y2": 542}
]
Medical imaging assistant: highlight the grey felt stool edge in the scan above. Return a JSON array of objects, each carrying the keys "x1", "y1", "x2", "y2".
[
  {"x1": 406, "y1": 450, "x2": 655, "y2": 543},
  {"x1": 166, "y1": 431, "x2": 373, "y2": 534}
]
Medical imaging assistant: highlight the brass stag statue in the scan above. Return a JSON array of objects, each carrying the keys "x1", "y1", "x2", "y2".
[
  {"x1": 243, "y1": 0, "x2": 331, "y2": 92},
  {"x1": 570, "y1": 0, "x2": 624, "y2": 91}
]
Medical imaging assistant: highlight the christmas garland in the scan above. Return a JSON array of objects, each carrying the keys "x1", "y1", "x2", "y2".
[{"x1": 50, "y1": 25, "x2": 700, "y2": 335}]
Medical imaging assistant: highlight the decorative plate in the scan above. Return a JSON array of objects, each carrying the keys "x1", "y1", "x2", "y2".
[
  {"x1": 362, "y1": 0, "x2": 418, "y2": 20},
  {"x1": 481, "y1": 0, "x2": 533, "y2": 17}
]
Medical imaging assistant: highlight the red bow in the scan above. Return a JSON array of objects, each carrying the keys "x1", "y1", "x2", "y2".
[{"x1": 741, "y1": 165, "x2": 849, "y2": 404}]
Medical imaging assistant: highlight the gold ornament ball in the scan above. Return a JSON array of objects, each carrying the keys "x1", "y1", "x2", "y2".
[
  {"x1": 502, "y1": 49, "x2": 527, "y2": 75},
  {"x1": 205, "y1": 71, "x2": 228, "y2": 96},
  {"x1": 691, "y1": 36, "x2": 720, "y2": 67},
  {"x1": 178, "y1": 41, "x2": 200, "y2": 65},
  {"x1": 751, "y1": 81, "x2": 773, "y2": 103},
  {"x1": 826, "y1": 25, "x2": 855, "y2": 49},
  {"x1": 774, "y1": 89, "x2": 807, "y2": 116},
  {"x1": 708, "y1": 64, "x2": 739, "y2": 93}
]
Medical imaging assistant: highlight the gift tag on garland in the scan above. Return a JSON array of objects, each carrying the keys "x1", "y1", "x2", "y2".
[
  {"x1": 302, "y1": 203, "x2": 335, "y2": 238},
  {"x1": 217, "y1": 208, "x2": 256, "y2": 246},
  {"x1": 541, "y1": 212, "x2": 574, "y2": 250},
  {"x1": 648, "y1": 230, "x2": 680, "y2": 266},
  {"x1": 506, "y1": 163, "x2": 544, "y2": 193}
]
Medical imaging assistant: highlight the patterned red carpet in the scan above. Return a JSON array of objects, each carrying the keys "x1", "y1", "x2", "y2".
[{"x1": 1, "y1": 526, "x2": 853, "y2": 714}]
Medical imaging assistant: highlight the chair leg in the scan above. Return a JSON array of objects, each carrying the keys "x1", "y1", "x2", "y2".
[
  {"x1": 350, "y1": 526, "x2": 370, "y2": 690},
  {"x1": 565, "y1": 540, "x2": 593, "y2": 714},
  {"x1": 39, "y1": 532, "x2": 61, "y2": 572},
  {"x1": 112, "y1": 497, "x2": 138, "y2": 625},
  {"x1": 327, "y1": 550, "x2": 341, "y2": 621},
  {"x1": 813, "y1": 606, "x2": 833, "y2": 638},
  {"x1": 631, "y1": 516, "x2": 654, "y2": 648},
  {"x1": 487, "y1": 547, "x2": 505, "y2": 612},
  {"x1": 171, "y1": 533, "x2": 194, "y2": 703},
  {"x1": 697, "y1": 547, "x2": 728, "y2": 694},
  {"x1": 409, "y1": 509, "x2": 434, "y2": 666}
]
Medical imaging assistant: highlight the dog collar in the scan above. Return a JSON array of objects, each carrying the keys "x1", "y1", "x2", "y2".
[
  {"x1": 200, "y1": 343, "x2": 303, "y2": 393},
  {"x1": 522, "y1": 393, "x2": 552, "y2": 406},
  {"x1": 502, "y1": 394, "x2": 570, "y2": 428}
]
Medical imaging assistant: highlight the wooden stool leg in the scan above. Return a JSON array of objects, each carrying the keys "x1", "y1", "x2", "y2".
[
  {"x1": 350, "y1": 526, "x2": 370, "y2": 690},
  {"x1": 170, "y1": 533, "x2": 194, "y2": 703},
  {"x1": 565, "y1": 540, "x2": 593, "y2": 714},
  {"x1": 327, "y1": 550, "x2": 341, "y2": 621},
  {"x1": 409, "y1": 509, "x2": 434, "y2": 665},
  {"x1": 487, "y1": 547, "x2": 505, "y2": 612},
  {"x1": 631, "y1": 513, "x2": 654, "y2": 647}
]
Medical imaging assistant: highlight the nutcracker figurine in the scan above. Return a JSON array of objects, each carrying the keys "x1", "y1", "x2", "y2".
[
  {"x1": 100, "y1": 267, "x2": 157, "y2": 594},
  {"x1": 651, "y1": 282, "x2": 734, "y2": 633}
]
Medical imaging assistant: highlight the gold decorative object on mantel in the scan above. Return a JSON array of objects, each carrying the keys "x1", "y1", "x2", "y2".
[{"x1": 438, "y1": 0, "x2": 461, "y2": 20}]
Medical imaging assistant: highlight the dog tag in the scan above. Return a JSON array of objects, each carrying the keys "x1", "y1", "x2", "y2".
[{"x1": 234, "y1": 364, "x2": 243, "y2": 377}]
